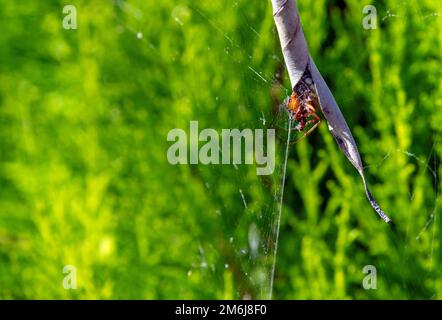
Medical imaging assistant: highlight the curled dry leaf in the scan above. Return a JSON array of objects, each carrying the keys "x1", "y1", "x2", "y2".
[{"x1": 272, "y1": 0, "x2": 391, "y2": 223}]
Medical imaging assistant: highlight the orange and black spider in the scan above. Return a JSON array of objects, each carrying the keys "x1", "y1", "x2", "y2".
[{"x1": 285, "y1": 67, "x2": 322, "y2": 143}]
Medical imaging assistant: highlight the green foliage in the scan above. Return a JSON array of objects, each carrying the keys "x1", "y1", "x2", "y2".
[{"x1": 0, "y1": 0, "x2": 440, "y2": 299}]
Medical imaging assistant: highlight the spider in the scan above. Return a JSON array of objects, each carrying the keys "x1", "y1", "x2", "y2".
[{"x1": 284, "y1": 67, "x2": 322, "y2": 143}]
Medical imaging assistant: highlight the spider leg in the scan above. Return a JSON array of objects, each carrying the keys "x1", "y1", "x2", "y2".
[
  {"x1": 268, "y1": 97, "x2": 292, "y2": 130},
  {"x1": 311, "y1": 112, "x2": 321, "y2": 123},
  {"x1": 277, "y1": 121, "x2": 302, "y2": 133},
  {"x1": 276, "y1": 124, "x2": 291, "y2": 132},
  {"x1": 305, "y1": 103, "x2": 316, "y2": 114},
  {"x1": 289, "y1": 119, "x2": 321, "y2": 145}
]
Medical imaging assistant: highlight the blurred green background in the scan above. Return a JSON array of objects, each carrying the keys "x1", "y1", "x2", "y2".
[{"x1": 0, "y1": 0, "x2": 441, "y2": 299}]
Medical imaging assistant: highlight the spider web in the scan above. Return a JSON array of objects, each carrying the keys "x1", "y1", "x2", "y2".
[
  {"x1": 113, "y1": 0, "x2": 441, "y2": 299},
  {"x1": 113, "y1": 0, "x2": 296, "y2": 299}
]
